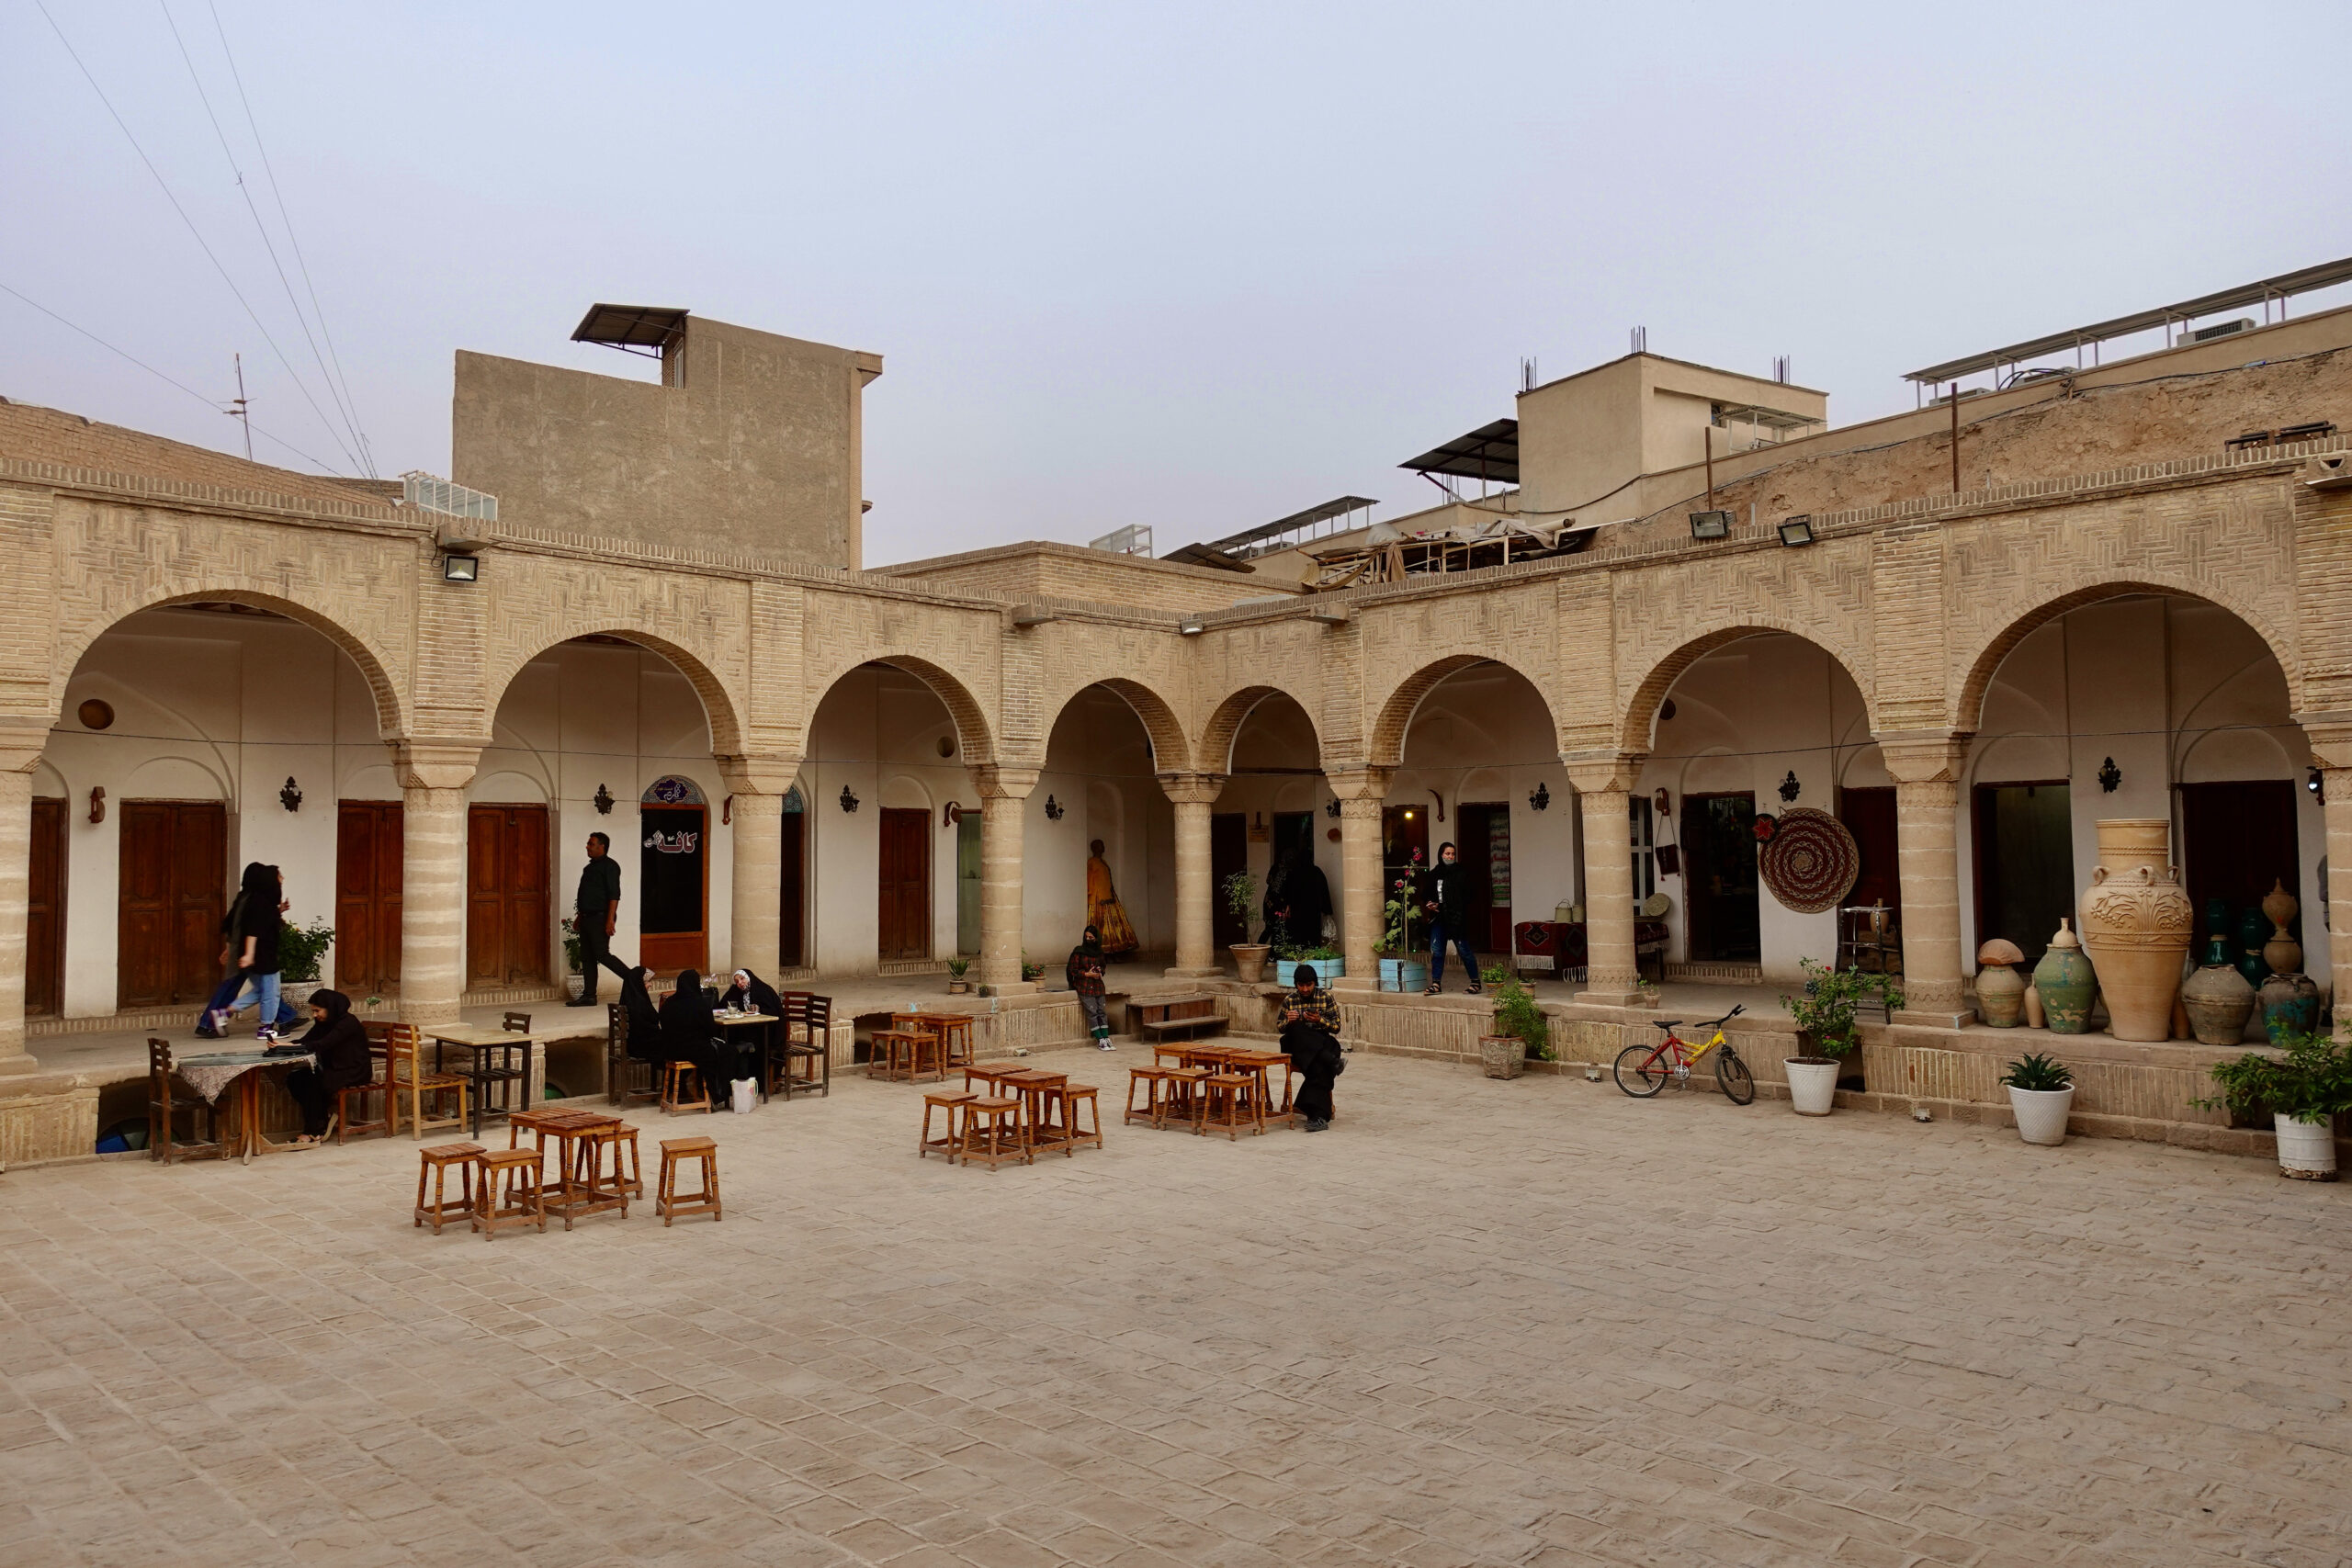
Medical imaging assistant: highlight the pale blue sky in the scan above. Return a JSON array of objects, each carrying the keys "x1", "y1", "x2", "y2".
[{"x1": 6, "y1": 1, "x2": 2350, "y2": 564}]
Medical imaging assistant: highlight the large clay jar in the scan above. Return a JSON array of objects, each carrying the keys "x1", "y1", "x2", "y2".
[
  {"x1": 2032, "y1": 919, "x2": 2098, "y2": 1035},
  {"x1": 2260, "y1": 878, "x2": 2302, "y2": 976},
  {"x1": 2179, "y1": 936, "x2": 2256, "y2": 1047},
  {"x1": 2233, "y1": 908, "x2": 2270, "y2": 987},
  {"x1": 2258, "y1": 971, "x2": 2322, "y2": 1043},
  {"x1": 2077, "y1": 818, "x2": 2194, "y2": 1043},
  {"x1": 1973, "y1": 940, "x2": 2026, "y2": 1027}
]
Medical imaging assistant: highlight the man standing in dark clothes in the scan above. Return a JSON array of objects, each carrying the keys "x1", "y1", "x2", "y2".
[{"x1": 570, "y1": 832, "x2": 631, "y2": 1006}]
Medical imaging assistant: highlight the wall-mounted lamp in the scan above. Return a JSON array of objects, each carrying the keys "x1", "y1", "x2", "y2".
[
  {"x1": 943, "y1": 802, "x2": 964, "y2": 828},
  {"x1": 441, "y1": 553, "x2": 481, "y2": 583},
  {"x1": 1178, "y1": 616, "x2": 1204, "y2": 636},
  {"x1": 2098, "y1": 756, "x2": 2122, "y2": 793},
  {"x1": 1777, "y1": 770, "x2": 1801, "y2": 803},
  {"x1": 1528, "y1": 782, "x2": 1551, "y2": 812},
  {"x1": 839, "y1": 784, "x2": 861, "y2": 813},
  {"x1": 87, "y1": 785, "x2": 105, "y2": 824},
  {"x1": 1688, "y1": 509, "x2": 1733, "y2": 540},
  {"x1": 722, "y1": 795, "x2": 732, "y2": 825},
  {"x1": 279, "y1": 776, "x2": 303, "y2": 813},
  {"x1": 2312, "y1": 766, "x2": 2325, "y2": 797},
  {"x1": 594, "y1": 784, "x2": 615, "y2": 815},
  {"x1": 1044, "y1": 795, "x2": 1065, "y2": 820},
  {"x1": 1777, "y1": 514, "x2": 1815, "y2": 547},
  {"x1": 1430, "y1": 792, "x2": 1445, "y2": 823},
  {"x1": 1324, "y1": 797, "x2": 1341, "y2": 818}
]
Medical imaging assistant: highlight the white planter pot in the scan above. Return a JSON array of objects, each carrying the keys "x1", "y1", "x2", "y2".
[
  {"x1": 2007, "y1": 1085, "x2": 2075, "y2": 1146},
  {"x1": 1784, "y1": 1058, "x2": 1839, "y2": 1116},
  {"x1": 2274, "y1": 1112, "x2": 2339, "y2": 1181}
]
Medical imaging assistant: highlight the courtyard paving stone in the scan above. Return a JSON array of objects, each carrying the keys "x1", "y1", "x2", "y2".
[{"x1": 2, "y1": 1044, "x2": 2348, "y2": 1566}]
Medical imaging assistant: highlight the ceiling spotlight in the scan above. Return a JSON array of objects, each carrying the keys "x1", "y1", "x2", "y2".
[
  {"x1": 1688, "y1": 510, "x2": 1733, "y2": 540},
  {"x1": 1777, "y1": 514, "x2": 1815, "y2": 547},
  {"x1": 442, "y1": 553, "x2": 481, "y2": 582}
]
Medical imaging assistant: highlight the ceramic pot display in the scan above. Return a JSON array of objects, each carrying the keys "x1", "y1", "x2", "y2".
[
  {"x1": 2179, "y1": 937, "x2": 2257, "y2": 1046},
  {"x1": 2021, "y1": 983, "x2": 2045, "y2": 1030},
  {"x1": 2031, "y1": 919, "x2": 2098, "y2": 1035},
  {"x1": 2075, "y1": 819, "x2": 2193, "y2": 1043},
  {"x1": 2258, "y1": 970, "x2": 2322, "y2": 1043},
  {"x1": 1974, "y1": 940, "x2": 2026, "y2": 1027},
  {"x1": 2233, "y1": 908, "x2": 2270, "y2": 987},
  {"x1": 2260, "y1": 878, "x2": 2302, "y2": 976}
]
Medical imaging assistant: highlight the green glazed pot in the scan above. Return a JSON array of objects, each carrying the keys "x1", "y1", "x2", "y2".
[{"x1": 2030, "y1": 918, "x2": 2098, "y2": 1034}]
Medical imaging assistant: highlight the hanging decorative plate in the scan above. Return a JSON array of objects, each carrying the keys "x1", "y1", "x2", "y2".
[
  {"x1": 1758, "y1": 807, "x2": 1860, "y2": 914},
  {"x1": 1751, "y1": 813, "x2": 1778, "y2": 842}
]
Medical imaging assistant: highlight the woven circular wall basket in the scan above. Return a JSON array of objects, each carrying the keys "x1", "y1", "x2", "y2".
[{"x1": 1758, "y1": 807, "x2": 1860, "y2": 914}]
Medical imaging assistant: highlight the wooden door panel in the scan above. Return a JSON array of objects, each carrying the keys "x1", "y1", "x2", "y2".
[
  {"x1": 877, "y1": 807, "x2": 930, "y2": 961},
  {"x1": 119, "y1": 801, "x2": 224, "y2": 1009},
  {"x1": 466, "y1": 807, "x2": 505, "y2": 987},
  {"x1": 336, "y1": 801, "x2": 403, "y2": 993},
  {"x1": 639, "y1": 804, "x2": 706, "y2": 976},
  {"x1": 780, "y1": 806, "x2": 808, "y2": 967},
  {"x1": 509, "y1": 807, "x2": 550, "y2": 983},
  {"x1": 28, "y1": 798, "x2": 63, "y2": 1017}
]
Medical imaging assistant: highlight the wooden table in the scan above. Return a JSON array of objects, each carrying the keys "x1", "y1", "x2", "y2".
[
  {"x1": 902, "y1": 1012, "x2": 975, "y2": 1068},
  {"x1": 423, "y1": 1025, "x2": 558, "y2": 1137},
  {"x1": 177, "y1": 1050, "x2": 312, "y2": 1164}
]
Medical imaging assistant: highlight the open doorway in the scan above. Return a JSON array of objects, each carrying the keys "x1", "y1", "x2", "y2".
[
  {"x1": 1973, "y1": 782, "x2": 2073, "y2": 972},
  {"x1": 1681, "y1": 793, "x2": 1759, "y2": 963}
]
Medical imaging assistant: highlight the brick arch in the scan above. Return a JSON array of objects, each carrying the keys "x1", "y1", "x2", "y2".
[
  {"x1": 1619, "y1": 626, "x2": 1877, "y2": 755},
  {"x1": 1954, "y1": 577, "x2": 2302, "y2": 735},
  {"x1": 1043, "y1": 677, "x2": 1190, "y2": 775},
  {"x1": 1368, "y1": 654, "x2": 1561, "y2": 768},
  {"x1": 489, "y1": 626, "x2": 749, "y2": 757},
  {"x1": 806, "y1": 654, "x2": 996, "y2": 765},
  {"x1": 55, "y1": 586, "x2": 409, "y2": 739},
  {"x1": 1197, "y1": 684, "x2": 1321, "y2": 775}
]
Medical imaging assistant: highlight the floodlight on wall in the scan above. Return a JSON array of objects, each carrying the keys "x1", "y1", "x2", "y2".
[
  {"x1": 1178, "y1": 616, "x2": 1204, "y2": 636},
  {"x1": 1688, "y1": 509, "x2": 1733, "y2": 540},
  {"x1": 1777, "y1": 514, "x2": 1815, "y2": 547},
  {"x1": 441, "y1": 553, "x2": 481, "y2": 582}
]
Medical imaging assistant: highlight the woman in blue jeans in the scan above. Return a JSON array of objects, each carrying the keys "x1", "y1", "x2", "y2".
[{"x1": 1421, "y1": 842, "x2": 1482, "y2": 996}]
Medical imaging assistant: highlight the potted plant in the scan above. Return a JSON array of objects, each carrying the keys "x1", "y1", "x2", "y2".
[
  {"x1": 560, "y1": 915, "x2": 582, "y2": 977},
  {"x1": 1377, "y1": 852, "x2": 1428, "y2": 991},
  {"x1": 945, "y1": 956, "x2": 972, "y2": 995},
  {"x1": 1779, "y1": 958, "x2": 1903, "y2": 1116},
  {"x1": 1478, "y1": 963, "x2": 1552, "y2": 1079},
  {"x1": 2000, "y1": 1051, "x2": 2075, "y2": 1145},
  {"x1": 2194, "y1": 1029, "x2": 2352, "y2": 1180},
  {"x1": 1020, "y1": 956, "x2": 1044, "y2": 985},
  {"x1": 1223, "y1": 870, "x2": 1269, "y2": 982},
  {"x1": 1282, "y1": 942, "x2": 1346, "y2": 987},
  {"x1": 277, "y1": 917, "x2": 335, "y2": 991}
]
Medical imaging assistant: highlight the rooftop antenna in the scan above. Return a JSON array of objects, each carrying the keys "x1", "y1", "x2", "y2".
[
  {"x1": 1520, "y1": 356, "x2": 1538, "y2": 392},
  {"x1": 226, "y1": 352, "x2": 252, "y2": 460},
  {"x1": 1631, "y1": 325, "x2": 1647, "y2": 355},
  {"x1": 1772, "y1": 355, "x2": 1790, "y2": 385}
]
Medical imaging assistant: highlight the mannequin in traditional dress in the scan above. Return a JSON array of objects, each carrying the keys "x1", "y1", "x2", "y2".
[{"x1": 1086, "y1": 839, "x2": 1139, "y2": 954}]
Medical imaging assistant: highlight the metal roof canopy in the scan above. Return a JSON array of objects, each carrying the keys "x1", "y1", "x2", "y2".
[
  {"x1": 572, "y1": 304, "x2": 690, "y2": 359},
  {"x1": 1905, "y1": 256, "x2": 2352, "y2": 385},
  {"x1": 1399, "y1": 418, "x2": 1518, "y2": 483},
  {"x1": 1714, "y1": 400, "x2": 1822, "y2": 433},
  {"x1": 1204, "y1": 495, "x2": 1379, "y2": 553}
]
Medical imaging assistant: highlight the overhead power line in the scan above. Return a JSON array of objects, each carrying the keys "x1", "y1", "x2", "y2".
[{"x1": 31, "y1": 0, "x2": 364, "y2": 474}]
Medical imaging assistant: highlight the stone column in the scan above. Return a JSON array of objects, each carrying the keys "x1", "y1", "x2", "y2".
[
  {"x1": 0, "y1": 749, "x2": 41, "y2": 1076},
  {"x1": 1879, "y1": 733, "x2": 1974, "y2": 1028},
  {"x1": 971, "y1": 766, "x2": 1038, "y2": 992},
  {"x1": 2306, "y1": 725, "x2": 2352, "y2": 1040},
  {"x1": 1160, "y1": 773, "x2": 1227, "y2": 978},
  {"x1": 397, "y1": 745, "x2": 481, "y2": 1028},
  {"x1": 1325, "y1": 767, "x2": 1391, "y2": 990},
  {"x1": 1566, "y1": 755, "x2": 1647, "y2": 1006},
  {"x1": 719, "y1": 757, "x2": 798, "y2": 978}
]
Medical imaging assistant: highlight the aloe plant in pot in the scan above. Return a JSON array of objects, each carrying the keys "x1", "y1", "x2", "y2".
[
  {"x1": 1779, "y1": 959, "x2": 1903, "y2": 1115},
  {"x1": 1999, "y1": 1051, "x2": 2075, "y2": 1145},
  {"x1": 2193, "y1": 1029, "x2": 2352, "y2": 1180},
  {"x1": 1223, "y1": 871, "x2": 1268, "y2": 982}
]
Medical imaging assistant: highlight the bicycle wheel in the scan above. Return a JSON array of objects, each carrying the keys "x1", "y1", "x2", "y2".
[
  {"x1": 1613, "y1": 1042, "x2": 1670, "y2": 1098},
  {"x1": 1714, "y1": 1044, "x2": 1756, "y2": 1105}
]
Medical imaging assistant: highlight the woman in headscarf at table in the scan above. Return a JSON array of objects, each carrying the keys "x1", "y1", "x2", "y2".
[
  {"x1": 660, "y1": 967, "x2": 752, "y2": 1098},
  {"x1": 721, "y1": 967, "x2": 785, "y2": 1076},
  {"x1": 618, "y1": 966, "x2": 664, "y2": 1063},
  {"x1": 283, "y1": 988, "x2": 372, "y2": 1146}
]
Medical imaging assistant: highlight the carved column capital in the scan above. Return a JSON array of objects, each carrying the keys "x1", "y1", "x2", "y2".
[
  {"x1": 1322, "y1": 765, "x2": 1392, "y2": 803},
  {"x1": 970, "y1": 765, "x2": 1040, "y2": 802},
  {"x1": 1874, "y1": 729, "x2": 1975, "y2": 785},
  {"x1": 393, "y1": 741, "x2": 483, "y2": 792},
  {"x1": 716, "y1": 753, "x2": 803, "y2": 797},
  {"x1": 1563, "y1": 751, "x2": 1645, "y2": 795},
  {"x1": 1157, "y1": 772, "x2": 1227, "y2": 807}
]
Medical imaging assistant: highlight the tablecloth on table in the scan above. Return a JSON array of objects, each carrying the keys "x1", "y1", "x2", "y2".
[{"x1": 176, "y1": 1051, "x2": 313, "y2": 1104}]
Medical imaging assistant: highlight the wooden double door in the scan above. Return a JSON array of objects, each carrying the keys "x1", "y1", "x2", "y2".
[
  {"x1": 28, "y1": 797, "x2": 64, "y2": 1017},
  {"x1": 877, "y1": 807, "x2": 930, "y2": 962},
  {"x1": 118, "y1": 800, "x2": 226, "y2": 1009},
  {"x1": 335, "y1": 801, "x2": 403, "y2": 995},
  {"x1": 467, "y1": 805, "x2": 549, "y2": 987}
]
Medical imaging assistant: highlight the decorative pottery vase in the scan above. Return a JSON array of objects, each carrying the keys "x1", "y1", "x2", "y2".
[
  {"x1": 2021, "y1": 982, "x2": 2045, "y2": 1030},
  {"x1": 1975, "y1": 964, "x2": 2025, "y2": 1027},
  {"x1": 2201, "y1": 896, "x2": 2232, "y2": 953},
  {"x1": 2260, "y1": 878, "x2": 2302, "y2": 976},
  {"x1": 2031, "y1": 919, "x2": 2098, "y2": 1035},
  {"x1": 2179, "y1": 937, "x2": 2256, "y2": 1047},
  {"x1": 2258, "y1": 971, "x2": 2322, "y2": 1043},
  {"x1": 2233, "y1": 908, "x2": 2270, "y2": 987},
  {"x1": 2075, "y1": 819, "x2": 2193, "y2": 1043}
]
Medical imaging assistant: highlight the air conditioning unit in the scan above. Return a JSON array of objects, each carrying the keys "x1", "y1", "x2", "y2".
[{"x1": 2183, "y1": 318, "x2": 2256, "y2": 344}]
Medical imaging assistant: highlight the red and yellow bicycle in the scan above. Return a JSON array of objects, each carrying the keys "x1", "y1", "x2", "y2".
[{"x1": 1611, "y1": 1005, "x2": 1756, "y2": 1104}]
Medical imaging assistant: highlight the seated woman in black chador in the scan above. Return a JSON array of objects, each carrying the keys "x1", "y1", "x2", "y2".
[
  {"x1": 1275, "y1": 964, "x2": 1344, "y2": 1133},
  {"x1": 284, "y1": 988, "x2": 373, "y2": 1145},
  {"x1": 661, "y1": 967, "x2": 757, "y2": 1095},
  {"x1": 619, "y1": 966, "x2": 664, "y2": 1062}
]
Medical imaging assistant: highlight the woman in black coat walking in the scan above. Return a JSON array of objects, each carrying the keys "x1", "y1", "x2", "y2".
[{"x1": 284, "y1": 989, "x2": 373, "y2": 1145}]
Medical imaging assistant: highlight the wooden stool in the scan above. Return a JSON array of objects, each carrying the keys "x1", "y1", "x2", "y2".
[
  {"x1": 1159, "y1": 1066, "x2": 1211, "y2": 1132},
  {"x1": 1201, "y1": 1073, "x2": 1264, "y2": 1140},
  {"x1": 1002, "y1": 1070, "x2": 1069, "y2": 1156},
  {"x1": 959, "y1": 1097, "x2": 1028, "y2": 1171},
  {"x1": 544, "y1": 1113, "x2": 627, "y2": 1230},
  {"x1": 656, "y1": 1136, "x2": 722, "y2": 1224},
  {"x1": 661, "y1": 1060, "x2": 711, "y2": 1114},
  {"x1": 601, "y1": 1121, "x2": 644, "y2": 1197},
  {"x1": 1227, "y1": 1054, "x2": 1287, "y2": 1126},
  {"x1": 471, "y1": 1147, "x2": 547, "y2": 1240},
  {"x1": 1126, "y1": 1067, "x2": 1175, "y2": 1127},
  {"x1": 507, "y1": 1106, "x2": 570, "y2": 1149},
  {"x1": 921, "y1": 1090, "x2": 975, "y2": 1161},
  {"x1": 413, "y1": 1142, "x2": 486, "y2": 1233},
  {"x1": 963, "y1": 1063, "x2": 1023, "y2": 1095},
  {"x1": 579, "y1": 1122, "x2": 638, "y2": 1216},
  {"x1": 1061, "y1": 1083, "x2": 1104, "y2": 1153}
]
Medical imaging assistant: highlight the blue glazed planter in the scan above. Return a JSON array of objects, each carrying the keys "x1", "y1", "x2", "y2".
[{"x1": 1379, "y1": 958, "x2": 1428, "y2": 992}]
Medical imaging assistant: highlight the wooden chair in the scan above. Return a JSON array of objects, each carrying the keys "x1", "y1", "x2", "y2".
[
  {"x1": 145, "y1": 1038, "x2": 220, "y2": 1164},
  {"x1": 920, "y1": 1090, "x2": 975, "y2": 1162},
  {"x1": 656, "y1": 1136, "x2": 722, "y2": 1224},
  {"x1": 660, "y1": 1060, "x2": 712, "y2": 1114},
  {"x1": 502, "y1": 1010, "x2": 532, "y2": 1032},
  {"x1": 413, "y1": 1142, "x2": 486, "y2": 1233},
  {"x1": 608, "y1": 1003, "x2": 661, "y2": 1108},
  {"x1": 386, "y1": 1023, "x2": 469, "y2": 1140},
  {"x1": 471, "y1": 1147, "x2": 547, "y2": 1240},
  {"x1": 775, "y1": 994, "x2": 831, "y2": 1100},
  {"x1": 334, "y1": 1033, "x2": 394, "y2": 1145}
]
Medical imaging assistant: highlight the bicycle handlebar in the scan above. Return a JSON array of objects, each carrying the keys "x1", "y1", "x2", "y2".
[{"x1": 1701, "y1": 1004, "x2": 1745, "y2": 1027}]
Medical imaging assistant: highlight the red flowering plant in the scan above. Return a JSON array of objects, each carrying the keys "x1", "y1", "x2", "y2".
[{"x1": 1379, "y1": 848, "x2": 1425, "y2": 955}]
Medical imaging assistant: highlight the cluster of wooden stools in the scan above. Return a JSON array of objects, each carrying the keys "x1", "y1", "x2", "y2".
[
  {"x1": 1125, "y1": 1042, "x2": 1297, "y2": 1139},
  {"x1": 413, "y1": 1108, "x2": 722, "y2": 1238},
  {"x1": 868, "y1": 1011, "x2": 978, "y2": 1083},
  {"x1": 917, "y1": 1062, "x2": 1107, "y2": 1171}
]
